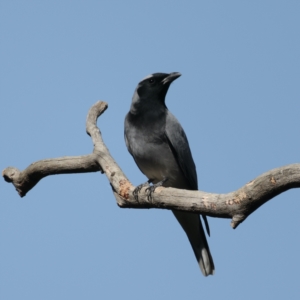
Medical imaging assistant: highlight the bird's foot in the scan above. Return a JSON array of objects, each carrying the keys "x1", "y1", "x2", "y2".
[
  {"x1": 133, "y1": 180, "x2": 151, "y2": 202},
  {"x1": 145, "y1": 177, "x2": 168, "y2": 202}
]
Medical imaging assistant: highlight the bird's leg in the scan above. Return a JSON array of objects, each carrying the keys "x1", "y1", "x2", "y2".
[
  {"x1": 145, "y1": 177, "x2": 168, "y2": 202},
  {"x1": 133, "y1": 179, "x2": 152, "y2": 201}
]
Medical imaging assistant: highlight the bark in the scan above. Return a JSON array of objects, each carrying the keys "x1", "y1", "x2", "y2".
[{"x1": 3, "y1": 101, "x2": 300, "y2": 229}]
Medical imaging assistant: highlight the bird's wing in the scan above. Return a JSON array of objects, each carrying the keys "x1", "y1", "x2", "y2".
[
  {"x1": 165, "y1": 111, "x2": 210, "y2": 236},
  {"x1": 165, "y1": 111, "x2": 198, "y2": 190}
]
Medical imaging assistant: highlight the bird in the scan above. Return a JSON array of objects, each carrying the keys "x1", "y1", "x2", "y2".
[{"x1": 124, "y1": 72, "x2": 214, "y2": 276}]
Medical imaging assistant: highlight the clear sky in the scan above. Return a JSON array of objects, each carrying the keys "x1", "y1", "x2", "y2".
[{"x1": 1, "y1": 1, "x2": 300, "y2": 299}]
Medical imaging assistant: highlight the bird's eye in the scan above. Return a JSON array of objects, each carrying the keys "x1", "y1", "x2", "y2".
[{"x1": 149, "y1": 78, "x2": 155, "y2": 84}]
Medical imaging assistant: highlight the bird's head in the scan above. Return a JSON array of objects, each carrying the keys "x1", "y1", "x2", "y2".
[{"x1": 130, "y1": 72, "x2": 181, "y2": 114}]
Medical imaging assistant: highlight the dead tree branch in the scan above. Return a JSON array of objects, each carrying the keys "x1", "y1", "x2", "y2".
[{"x1": 3, "y1": 101, "x2": 300, "y2": 229}]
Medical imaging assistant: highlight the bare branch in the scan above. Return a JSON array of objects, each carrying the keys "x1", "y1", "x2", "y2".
[
  {"x1": 3, "y1": 155, "x2": 100, "y2": 197},
  {"x1": 3, "y1": 101, "x2": 300, "y2": 228},
  {"x1": 118, "y1": 163, "x2": 300, "y2": 229}
]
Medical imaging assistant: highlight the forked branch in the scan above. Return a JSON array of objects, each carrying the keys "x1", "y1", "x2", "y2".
[{"x1": 3, "y1": 101, "x2": 300, "y2": 228}]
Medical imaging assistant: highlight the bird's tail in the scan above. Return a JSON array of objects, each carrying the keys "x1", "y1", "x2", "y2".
[{"x1": 172, "y1": 211, "x2": 215, "y2": 276}]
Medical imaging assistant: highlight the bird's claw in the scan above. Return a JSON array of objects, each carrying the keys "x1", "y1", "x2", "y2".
[
  {"x1": 133, "y1": 180, "x2": 151, "y2": 202},
  {"x1": 133, "y1": 178, "x2": 168, "y2": 203},
  {"x1": 145, "y1": 185, "x2": 156, "y2": 202},
  {"x1": 145, "y1": 177, "x2": 168, "y2": 202}
]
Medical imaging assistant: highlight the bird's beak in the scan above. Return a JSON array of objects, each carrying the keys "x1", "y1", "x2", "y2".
[{"x1": 161, "y1": 72, "x2": 181, "y2": 85}]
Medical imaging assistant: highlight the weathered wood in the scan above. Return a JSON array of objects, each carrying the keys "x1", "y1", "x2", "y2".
[
  {"x1": 3, "y1": 101, "x2": 300, "y2": 229},
  {"x1": 3, "y1": 155, "x2": 100, "y2": 197}
]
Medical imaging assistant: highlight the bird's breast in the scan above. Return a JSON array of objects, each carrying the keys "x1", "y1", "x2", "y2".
[{"x1": 126, "y1": 124, "x2": 186, "y2": 187}]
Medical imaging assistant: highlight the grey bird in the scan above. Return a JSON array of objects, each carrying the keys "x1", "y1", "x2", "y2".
[{"x1": 124, "y1": 72, "x2": 214, "y2": 276}]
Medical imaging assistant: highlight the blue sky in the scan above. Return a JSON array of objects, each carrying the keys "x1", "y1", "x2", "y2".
[{"x1": 1, "y1": 1, "x2": 300, "y2": 299}]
